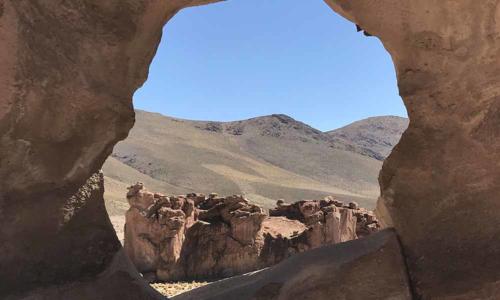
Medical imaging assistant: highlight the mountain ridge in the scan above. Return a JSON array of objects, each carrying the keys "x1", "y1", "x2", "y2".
[
  {"x1": 103, "y1": 110, "x2": 407, "y2": 218},
  {"x1": 327, "y1": 115, "x2": 409, "y2": 160},
  {"x1": 143, "y1": 111, "x2": 408, "y2": 160}
]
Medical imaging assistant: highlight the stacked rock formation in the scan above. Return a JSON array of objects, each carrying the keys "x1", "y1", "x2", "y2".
[
  {"x1": 269, "y1": 197, "x2": 379, "y2": 248},
  {"x1": 124, "y1": 183, "x2": 379, "y2": 282}
]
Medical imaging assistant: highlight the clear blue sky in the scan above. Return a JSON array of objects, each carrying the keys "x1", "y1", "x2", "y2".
[{"x1": 133, "y1": 0, "x2": 407, "y2": 131}]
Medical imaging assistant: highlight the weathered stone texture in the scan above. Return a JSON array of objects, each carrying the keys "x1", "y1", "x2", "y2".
[
  {"x1": 172, "y1": 229, "x2": 412, "y2": 300},
  {"x1": 124, "y1": 184, "x2": 379, "y2": 282},
  {"x1": 2, "y1": 0, "x2": 500, "y2": 298},
  {"x1": 324, "y1": 1, "x2": 500, "y2": 298},
  {"x1": 0, "y1": 1, "x2": 220, "y2": 298}
]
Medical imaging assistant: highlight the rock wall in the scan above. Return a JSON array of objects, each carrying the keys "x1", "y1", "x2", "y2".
[
  {"x1": 124, "y1": 184, "x2": 379, "y2": 282},
  {"x1": 2, "y1": 0, "x2": 500, "y2": 299},
  {"x1": 0, "y1": 1, "x2": 220, "y2": 299},
  {"x1": 324, "y1": 1, "x2": 500, "y2": 298}
]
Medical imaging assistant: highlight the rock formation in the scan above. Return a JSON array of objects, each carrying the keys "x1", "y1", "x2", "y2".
[
  {"x1": 269, "y1": 197, "x2": 379, "y2": 242},
  {"x1": 124, "y1": 184, "x2": 379, "y2": 282},
  {"x1": 2, "y1": 0, "x2": 500, "y2": 299},
  {"x1": 172, "y1": 229, "x2": 412, "y2": 300}
]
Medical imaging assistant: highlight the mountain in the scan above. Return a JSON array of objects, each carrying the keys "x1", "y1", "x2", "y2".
[
  {"x1": 327, "y1": 116, "x2": 409, "y2": 160},
  {"x1": 103, "y1": 111, "x2": 407, "y2": 220}
]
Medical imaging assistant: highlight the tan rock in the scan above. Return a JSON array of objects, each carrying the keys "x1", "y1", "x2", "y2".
[
  {"x1": 323, "y1": 1, "x2": 500, "y2": 297},
  {"x1": 261, "y1": 217, "x2": 307, "y2": 239},
  {"x1": 0, "y1": 1, "x2": 221, "y2": 298},
  {"x1": 3, "y1": 0, "x2": 498, "y2": 298},
  {"x1": 124, "y1": 184, "x2": 196, "y2": 282},
  {"x1": 324, "y1": 206, "x2": 342, "y2": 244},
  {"x1": 348, "y1": 201, "x2": 359, "y2": 210},
  {"x1": 171, "y1": 229, "x2": 412, "y2": 300},
  {"x1": 124, "y1": 186, "x2": 379, "y2": 282}
]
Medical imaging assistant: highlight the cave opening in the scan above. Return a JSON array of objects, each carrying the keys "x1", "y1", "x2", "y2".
[
  {"x1": 102, "y1": 0, "x2": 407, "y2": 296},
  {"x1": 5, "y1": 1, "x2": 497, "y2": 299}
]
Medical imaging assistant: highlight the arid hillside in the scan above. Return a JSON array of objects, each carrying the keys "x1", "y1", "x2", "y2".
[
  {"x1": 328, "y1": 116, "x2": 409, "y2": 160},
  {"x1": 103, "y1": 110, "x2": 407, "y2": 220}
]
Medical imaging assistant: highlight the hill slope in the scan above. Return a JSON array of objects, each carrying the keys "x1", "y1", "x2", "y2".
[
  {"x1": 103, "y1": 111, "x2": 407, "y2": 217},
  {"x1": 327, "y1": 116, "x2": 409, "y2": 160}
]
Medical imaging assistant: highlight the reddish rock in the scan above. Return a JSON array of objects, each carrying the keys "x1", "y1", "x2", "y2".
[
  {"x1": 124, "y1": 185, "x2": 379, "y2": 281},
  {"x1": 124, "y1": 184, "x2": 196, "y2": 281},
  {"x1": 269, "y1": 197, "x2": 379, "y2": 243}
]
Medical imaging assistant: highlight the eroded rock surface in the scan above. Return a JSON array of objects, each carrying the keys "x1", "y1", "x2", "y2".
[
  {"x1": 1, "y1": 173, "x2": 164, "y2": 300},
  {"x1": 324, "y1": 1, "x2": 500, "y2": 298},
  {"x1": 124, "y1": 185, "x2": 267, "y2": 281},
  {"x1": 124, "y1": 184, "x2": 379, "y2": 282},
  {"x1": 270, "y1": 197, "x2": 379, "y2": 244},
  {"x1": 2, "y1": 0, "x2": 499, "y2": 298},
  {"x1": 0, "y1": 1, "x2": 220, "y2": 298},
  {"x1": 172, "y1": 229, "x2": 412, "y2": 300}
]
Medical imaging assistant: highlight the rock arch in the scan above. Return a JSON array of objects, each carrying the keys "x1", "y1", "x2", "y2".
[{"x1": 1, "y1": 0, "x2": 499, "y2": 299}]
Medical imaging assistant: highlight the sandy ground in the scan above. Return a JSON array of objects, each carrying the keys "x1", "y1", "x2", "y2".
[
  {"x1": 109, "y1": 215, "x2": 125, "y2": 244},
  {"x1": 151, "y1": 282, "x2": 209, "y2": 297}
]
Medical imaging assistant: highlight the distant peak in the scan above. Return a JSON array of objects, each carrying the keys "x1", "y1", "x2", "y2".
[
  {"x1": 245, "y1": 114, "x2": 294, "y2": 121},
  {"x1": 270, "y1": 114, "x2": 295, "y2": 124}
]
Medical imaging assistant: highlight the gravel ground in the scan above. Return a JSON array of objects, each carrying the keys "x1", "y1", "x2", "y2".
[{"x1": 151, "y1": 281, "x2": 209, "y2": 298}]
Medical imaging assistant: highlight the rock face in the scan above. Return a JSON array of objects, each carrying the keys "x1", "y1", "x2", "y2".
[
  {"x1": 324, "y1": 1, "x2": 500, "y2": 298},
  {"x1": 269, "y1": 197, "x2": 379, "y2": 243},
  {"x1": 124, "y1": 184, "x2": 379, "y2": 282},
  {"x1": 2, "y1": 0, "x2": 500, "y2": 299},
  {"x1": 1, "y1": 172, "x2": 164, "y2": 300},
  {"x1": 172, "y1": 229, "x2": 412, "y2": 300},
  {"x1": 0, "y1": 1, "x2": 220, "y2": 299}
]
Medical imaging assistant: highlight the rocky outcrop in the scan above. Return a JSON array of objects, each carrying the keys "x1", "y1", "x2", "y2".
[
  {"x1": 270, "y1": 197, "x2": 379, "y2": 242},
  {"x1": 124, "y1": 184, "x2": 379, "y2": 282},
  {"x1": 124, "y1": 185, "x2": 269, "y2": 281},
  {"x1": 124, "y1": 184, "x2": 196, "y2": 279}
]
